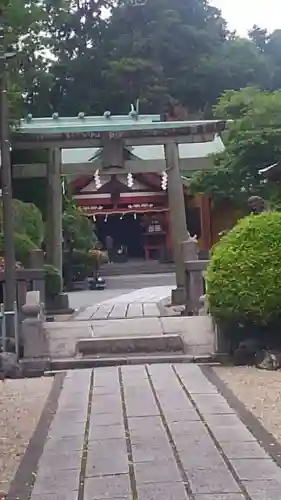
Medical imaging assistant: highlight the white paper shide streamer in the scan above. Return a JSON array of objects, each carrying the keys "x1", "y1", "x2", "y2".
[{"x1": 161, "y1": 171, "x2": 168, "y2": 190}]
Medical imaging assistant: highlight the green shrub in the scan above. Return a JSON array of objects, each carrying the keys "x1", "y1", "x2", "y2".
[
  {"x1": 0, "y1": 200, "x2": 44, "y2": 247},
  {"x1": 206, "y1": 212, "x2": 281, "y2": 326},
  {"x1": 44, "y1": 264, "x2": 62, "y2": 296},
  {"x1": 0, "y1": 232, "x2": 37, "y2": 267}
]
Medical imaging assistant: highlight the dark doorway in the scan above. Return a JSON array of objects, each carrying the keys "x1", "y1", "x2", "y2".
[
  {"x1": 186, "y1": 206, "x2": 202, "y2": 239},
  {"x1": 96, "y1": 214, "x2": 145, "y2": 259}
]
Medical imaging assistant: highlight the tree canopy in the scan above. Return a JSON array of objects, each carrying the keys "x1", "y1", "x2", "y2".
[
  {"x1": 3, "y1": 0, "x2": 281, "y2": 119},
  {"x1": 189, "y1": 87, "x2": 281, "y2": 205}
]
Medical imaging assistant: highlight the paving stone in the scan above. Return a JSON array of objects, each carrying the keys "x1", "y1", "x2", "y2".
[
  {"x1": 220, "y1": 441, "x2": 270, "y2": 459},
  {"x1": 128, "y1": 416, "x2": 163, "y2": 431},
  {"x1": 134, "y1": 460, "x2": 182, "y2": 484},
  {"x1": 210, "y1": 425, "x2": 255, "y2": 442},
  {"x1": 202, "y1": 414, "x2": 243, "y2": 427},
  {"x1": 38, "y1": 450, "x2": 82, "y2": 471},
  {"x1": 169, "y1": 420, "x2": 209, "y2": 438},
  {"x1": 30, "y1": 492, "x2": 78, "y2": 500},
  {"x1": 132, "y1": 440, "x2": 174, "y2": 463},
  {"x1": 48, "y1": 420, "x2": 86, "y2": 439},
  {"x1": 86, "y1": 454, "x2": 129, "y2": 477},
  {"x1": 90, "y1": 412, "x2": 123, "y2": 427},
  {"x1": 180, "y1": 448, "x2": 225, "y2": 469},
  {"x1": 91, "y1": 304, "x2": 114, "y2": 319},
  {"x1": 243, "y1": 479, "x2": 281, "y2": 500},
  {"x1": 93, "y1": 386, "x2": 120, "y2": 396},
  {"x1": 186, "y1": 466, "x2": 241, "y2": 494},
  {"x1": 91, "y1": 400, "x2": 122, "y2": 415},
  {"x1": 44, "y1": 435, "x2": 84, "y2": 453},
  {"x1": 126, "y1": 303, "x2": 144, "y2": 317},
  {"x1": 52, "y1": 408, "x2": 88, "y2": 423},
  {"x1": 126, "y1": 401, "x2": 159, "y2": 417},
  {"x1": 109, "y1": 303, "x2": 128, "y2": 319},
  {"x1": 32, "y1": 470, "x2": 80, "y2": 495},
  {"x1": 137, "y1": 481, "x2": 189, "y2": 500},
  {"x1": 173, "y1": 434, "x2": 216, "y2": 453},
  {"x1": 130, "y1": 427, "x2": 167, "y2": 444},
  {"x1": 88, "y1": 424, "x2": 125, "y2": 441},
  {"x1": 165, "y1": 409, "x2": 200, "y2": 423},
  {"x1": 84, "y1": 474, "x2": 131, "y2": 499},
  {"x1": 158, "y1": 398, "x2": 193, "y2": 412},
  {"x1": 194, "y1": 495, "x2": 244, "y2": 500},
  {"x1": 230, "y1": 458, "x2": 281, "y2": 481},
  {"x1": 57, "y1": 400, "x2": 88, "y2": 412},
  {"x1": 192, "y1": 394, "x2": 235, "y2": 414},
  {"x1": 86, "y1": 438, "x2": 127, "y2": 457},
  {"x1": 143, "y1": 303, "x2": 160, "y2": 317}
]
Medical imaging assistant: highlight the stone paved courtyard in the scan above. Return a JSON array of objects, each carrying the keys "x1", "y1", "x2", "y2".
[{"x1": 30, "y1": 364, "x2": 281, "y2": 499}]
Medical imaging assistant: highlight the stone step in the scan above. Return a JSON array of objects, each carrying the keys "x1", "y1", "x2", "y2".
[
  {"x1": 100, "y1": 261, "x2": 175, "y2": 276},
  {"x1": 76, "y1": 334, "x2": 184, "y2": 356}
]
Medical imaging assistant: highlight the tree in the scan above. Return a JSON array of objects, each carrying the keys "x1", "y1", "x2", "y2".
[
  {"x1": 62, "y1": 192, "x2": 97, "y2": 252},
  {"x1": 196, "y1": 38, "x2": 273, "y2": 109},
  {"x1": 189, "y1": 87, "x2": 281, "y2": 205},
  {"x1": 249, "y1": 26, "x2": 281, "y2": 91},
  {"x1": 37, "y1": 0, "x2": 229, "y2": 115},
  {"x1": 0, "y1": 0, "x2": 47, "y2": 118}
]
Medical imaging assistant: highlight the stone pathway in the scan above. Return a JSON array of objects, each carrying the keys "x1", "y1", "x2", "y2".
[
  {"x1": 30, "y1": 364, "x2": 281, "y2": 499},
  {"x1": 74, "y1": 286, "x2": 173, "y2": 321}
]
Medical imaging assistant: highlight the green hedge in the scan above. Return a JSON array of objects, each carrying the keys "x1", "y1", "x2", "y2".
[{"x1": 206, "y1": 212, "x2": 281, "y2": 326}]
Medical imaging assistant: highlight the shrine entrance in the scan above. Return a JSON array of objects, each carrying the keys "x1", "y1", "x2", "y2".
[
  {"x1": 12, "y1": 110, "x2": 225, "y2": 304},
  {"x1": 96, "y1": 213, "x2": 145, "y2": 260}
]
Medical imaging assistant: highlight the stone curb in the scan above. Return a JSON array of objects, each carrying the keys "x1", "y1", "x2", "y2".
[
  {"x1": 20, "y1": 353, "x2": 216, "y2": 376},
  {"x1": 49, "y1": 353, "x2": 215, "y2": 371}
]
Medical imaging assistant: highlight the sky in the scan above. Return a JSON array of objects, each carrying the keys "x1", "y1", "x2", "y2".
[{"x1": 212, "y1": 0, "x2": 281, "y2": 36}]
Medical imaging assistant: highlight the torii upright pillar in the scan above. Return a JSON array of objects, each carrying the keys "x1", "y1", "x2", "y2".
[
  {"x1": 165, "y1": 142, "x2": 189, "y2": 305},
  {"x1": 46, "y1": 148, "x2": 63, "y2": 280}
]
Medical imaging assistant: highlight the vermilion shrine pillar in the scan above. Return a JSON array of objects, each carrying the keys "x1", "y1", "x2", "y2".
[
  {"x1": 45, "y1": 148, "x2": 63, "y2": 279},
  {"x1": 165, "y1": 142, "x2": 189, "y2": 305}
]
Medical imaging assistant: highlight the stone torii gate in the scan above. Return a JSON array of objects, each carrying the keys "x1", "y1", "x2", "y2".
[{"x1": 12, "y1": 112, "x2": 225, "y2": 304}]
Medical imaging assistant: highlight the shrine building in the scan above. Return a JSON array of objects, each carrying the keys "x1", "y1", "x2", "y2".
[{"x1": 64, "y1": 135, "x2": 224, "y2": 260}]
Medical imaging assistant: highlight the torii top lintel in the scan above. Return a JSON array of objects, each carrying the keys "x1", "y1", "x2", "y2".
[{"x1": 12, "y1": 112, "x2": 226, "y2": 150}]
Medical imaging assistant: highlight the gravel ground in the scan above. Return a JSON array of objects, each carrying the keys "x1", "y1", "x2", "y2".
[
  {"x1": 0, "y1": 377, "x2": 53, "y2": 495},
  {"x1": 215, "y1": 366, "x2": 281, "y2": 444}
]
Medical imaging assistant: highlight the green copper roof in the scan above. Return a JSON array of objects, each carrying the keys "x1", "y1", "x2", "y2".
[{"x1": 18, "y1": 113, "x2": 224, "y2": 135}]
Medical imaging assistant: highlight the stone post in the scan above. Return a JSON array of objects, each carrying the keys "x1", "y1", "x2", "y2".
[
  {"x1": 46, "y1": 148, "x2": 63, "y2": 279},
  {"x1": 21, "y1": 291, "x2": 49, "y2": 363},
  {"x1": 29, "y1": 249, "x2": 46, "y2": 306},
  {"x1": 165, "y1": 142, "x2": 189, "y2": 305}
]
